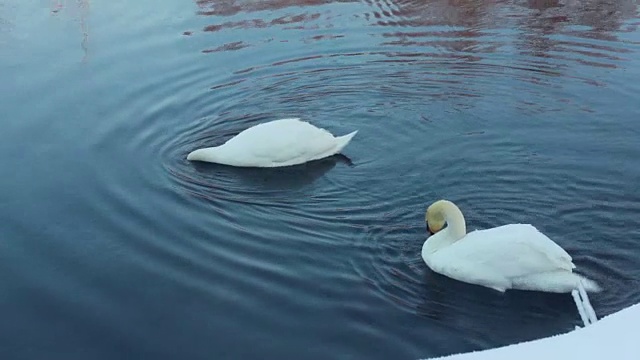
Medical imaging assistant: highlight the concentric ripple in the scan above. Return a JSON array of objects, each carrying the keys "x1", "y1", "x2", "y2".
[{"x1": 168, "y1": 0, "x2": 640, "y2": 350}]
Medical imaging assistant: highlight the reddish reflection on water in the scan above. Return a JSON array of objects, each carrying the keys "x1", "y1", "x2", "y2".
[
  {"x1": 202, "y1": 40, "x2": 251, "y2": 53},
  {"x1": 203, "y1": 13, "x2": 322, "y2": 32},
  {"x1": 193, "y1": 0, "x2": 638, "y2": 72},
  {"x1": 195, "y1": 0, "x2": 637, "y2": 30},
  {"x1": 195, "y1": 0, "x2": 353, "y2": 16}
]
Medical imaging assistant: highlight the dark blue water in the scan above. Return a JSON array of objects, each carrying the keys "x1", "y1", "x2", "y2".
[{"x1": 1, "y1": 0, "x2": 640, "y2": 358}]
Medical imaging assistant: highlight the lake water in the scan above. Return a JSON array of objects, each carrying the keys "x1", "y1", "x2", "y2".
[{"x1": 1, "y1": 0, "x2": 639, "y2": 359}]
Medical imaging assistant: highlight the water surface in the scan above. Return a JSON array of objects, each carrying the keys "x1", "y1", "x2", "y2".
[{"x1": 1, "y1": 0, "x2": 640, "y2": 359}]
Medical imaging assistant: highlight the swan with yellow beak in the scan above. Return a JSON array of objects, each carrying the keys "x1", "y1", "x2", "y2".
[{"x1": 422, "y1": 199, "x2": 601, "y2": 326}]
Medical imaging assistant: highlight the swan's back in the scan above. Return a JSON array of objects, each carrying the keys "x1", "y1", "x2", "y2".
[
  {"x1": 480, "y1": 224, "x2": 572, "y2": 266},
  {"x1": 227, "y1": 118, "x2": 334, "y2": 145},
  {"x1": 186, "y1": 118, "x2": 358, "y2": 167},
  {"x1": 431, "y1": 224, "x2": 578, "y2": 289},
  {"x1": 222, "y1": 118, "x2": 345, "y2": 167}
]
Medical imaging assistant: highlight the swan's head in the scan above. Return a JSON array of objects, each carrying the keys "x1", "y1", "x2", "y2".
[{"x1": 426, "y1": 200, "x2": 448, "y2": 235}]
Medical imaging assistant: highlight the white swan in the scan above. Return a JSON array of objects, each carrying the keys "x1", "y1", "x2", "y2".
[
  {"x1": 422, "y1": 199, "x2": 601, "y2": 326},
  {"x1": 187, "y1": 118, "x2": 357, "y2": 167}
]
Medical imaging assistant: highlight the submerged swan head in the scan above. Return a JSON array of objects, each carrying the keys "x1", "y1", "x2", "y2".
[{"x1": 425, "y1": 200, "x2": 467, "y2": 240}]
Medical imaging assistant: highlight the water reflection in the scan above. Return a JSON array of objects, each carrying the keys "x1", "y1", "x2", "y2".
[
  {"x1": 0, "y1": 4, "x2": 10, "y2": 40},
  {"x1": 539, "y1": 0, "x2": 638, "y2": 34},
  {"x1": 195, "y1": 0, "x2": 354, "y2": 17},
  {"x1": 195, "y1": 0, "x2": 636, "y2": 30},
  {"x1": 185, "y1": 0, "x2": 640, "y2": 153},
  {"x1": 50, "y1": 0, "x2": 90, "y2": 61},
  {"x1": 202, "y1": 40, "x2": 250, "y2": 53},
  {"x1": 367, "y1": 0, "x2": 497, "y2": 28},
  {"x1": 191, "y1": 155, "x2": 349, "y2": 194},
  {"x1": 193, "y1": 0, "x2": 638, "y2": 75},
  {"x1": 202, "y1": 13, "x2": 323, "y2": 32},
  {"x1": 516, "y1": 0, "x2": 638, "y2": 68}
]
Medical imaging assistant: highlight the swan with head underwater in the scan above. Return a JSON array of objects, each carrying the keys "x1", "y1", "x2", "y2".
[
  {"x1": 422, "y1": 199, "x2": 601, "y2": 327},
  {"x1": 187, "y1": 118, "x2": 357, "y2": 167}
]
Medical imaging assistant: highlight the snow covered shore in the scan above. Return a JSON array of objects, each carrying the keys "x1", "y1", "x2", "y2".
[{"x1": 426, "y1": 303, "x2": 639, "y2": 360}]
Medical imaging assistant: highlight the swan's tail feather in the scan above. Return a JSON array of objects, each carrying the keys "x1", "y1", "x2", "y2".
[
  {"x1": 578, "y1": 279, "x2": 598, "y2": 324},
  {"x1": 571, "y1": 289, "x2": 590, "y2": 327},
  {"x1": 571, "y1": 279, "x2": 599, "y2": 328},
  {"x1": 334, "y1": 130, "x2": 358, "y2": 153}
]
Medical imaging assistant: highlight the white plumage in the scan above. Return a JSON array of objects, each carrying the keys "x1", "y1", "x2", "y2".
[
  {"x1": 187, "y1": 118, "x2": 357, "y2": 167},
  {"x1": 422, "y1": 200, "x2": 600, "y2": 326}
]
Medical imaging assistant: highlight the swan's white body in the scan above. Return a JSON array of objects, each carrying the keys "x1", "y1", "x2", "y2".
[
  {"x1": 423, "y1": 223, "x2": 600, "y2": 293},
  {"x1": 187, "y1": 118, "x2": 357, "y2": 167},
  {"x1": 423, "y1": 200, "x2": 600, "y2": 326}
]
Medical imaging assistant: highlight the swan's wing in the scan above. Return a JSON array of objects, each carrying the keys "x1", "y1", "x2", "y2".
[
  {"x1": 435, "y1": 224, "x2": 575, "y2": 287},
  {"x1": 495, "y1": 224, "x2": 575, "y2": 271},
  {"x1": 226, "y1": 119, "x2": 337, "y2": 164}
]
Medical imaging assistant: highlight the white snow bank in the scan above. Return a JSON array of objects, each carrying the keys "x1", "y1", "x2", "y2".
[{"x1": 425, "y1": 302, "x2": 640, "y2": 360}]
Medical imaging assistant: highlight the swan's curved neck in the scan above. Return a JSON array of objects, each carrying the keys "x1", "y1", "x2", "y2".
[
  {"x1": 441, "y1": 201, "x2": 466, "y2": 241},
  {"x1": 187, "y1": 146, "x2": 227, "y2": 163},
  {"x1": 422, "y1": 201, "x2": 468, "y2": 259}
]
